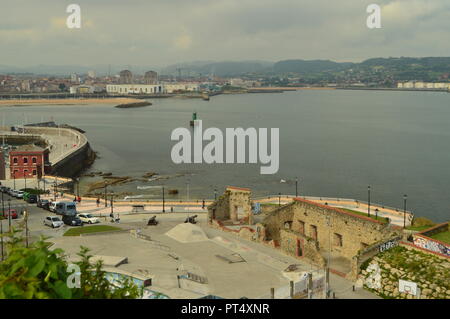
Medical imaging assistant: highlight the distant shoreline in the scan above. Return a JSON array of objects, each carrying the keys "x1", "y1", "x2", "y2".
[{"x1": 0, "y1": 97, "x2": 142, "y2": 106}]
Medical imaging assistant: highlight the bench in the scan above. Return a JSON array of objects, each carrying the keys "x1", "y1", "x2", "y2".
[{"x1": 132, "y1": 205, "x2": 145, "y2": 213}]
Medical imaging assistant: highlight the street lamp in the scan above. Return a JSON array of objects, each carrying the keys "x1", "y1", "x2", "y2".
[
  {"x1": 110, "y1": 191, "x2": 114, "y2": 216},
  {"x1": 7, "y1": 198, "x2": 11, "y2": 232},
  {"x1": 295, "y1": 177, "x2": 298, "y2": 197},
  {"x1": 186, "y1": 179, "x2": 190, "y2": 201},
  {"x1": 24, "y1": 173, "x2": 27, "y2": 189},
  {"x1": 162, "y1": 185, "x2": 165, "y2": 213},
  {"x1": 214, "y1": 188, "x2": 217, "y2": 201},
  {"x1": 13, "y1": 171, "x2": 16, "y2": 189},
  {"x1": 278, "y1": 192, "x2": 281, "y2": 207},
  {"x1": 367, "y1": 186, "x2": 371, "y2": 218},
  {"x1": 375, "y1": 208, "x2": 379, "y2": 220},
  {"x1": 76, "y1": 178, "x2": 80, "y2": 197},
  {"x1": 403, "y1": 194, "x2": 408, "y2": 228},
  {"x1": 104, "y1": 182, "x2": 108, "y2": 208}
]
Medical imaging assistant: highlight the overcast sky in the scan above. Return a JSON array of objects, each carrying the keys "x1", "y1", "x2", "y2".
[{"x1": 1, "y1": 0, "x2": 450, "y2": 68}]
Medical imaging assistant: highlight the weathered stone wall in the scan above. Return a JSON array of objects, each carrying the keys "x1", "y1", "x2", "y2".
[
  {"x1": 50, "y1": 142, "x2": 95, "y2": 178},
  {"x1": 207, "y1": 186, "x2": 253, "y2": 224},
  {"x1": 279, "y1": 229, "x2": 326, "y2": 267},
  {"x1": 260, "y1": 203, "x2": 295, "y2": 242},
  {"x1": 289, "y1": 199, "x2": 399, "y2": 260}
]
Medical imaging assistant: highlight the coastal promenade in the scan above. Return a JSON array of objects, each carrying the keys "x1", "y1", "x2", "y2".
[{"x1": 36, "y1": 191, "x2": 412, "y2": 227}]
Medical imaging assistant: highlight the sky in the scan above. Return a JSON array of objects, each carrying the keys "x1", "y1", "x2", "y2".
[{"x1": 1, "y1": 0, "x2": 450, "y2": 68}]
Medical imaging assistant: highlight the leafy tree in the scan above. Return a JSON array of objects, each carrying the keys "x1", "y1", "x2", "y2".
[
  {"x1": 59, "y1": 83, "x2": 66, "y2": 92},
  {"x1": 0, "y1": 229, "x2": 142, "y2": 299}
]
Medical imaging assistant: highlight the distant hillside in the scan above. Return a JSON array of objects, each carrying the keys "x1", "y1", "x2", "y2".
[
  {"x1": 273, "y1": 59, "x2": 354, "y2": 74},
  {"x1": 161, "y1": 61, "x2": 273, "y2": 77}
]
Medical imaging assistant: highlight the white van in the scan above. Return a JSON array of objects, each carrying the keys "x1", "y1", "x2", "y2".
[{"x1": 51, "y1": 201, "x2": 77, "y2": 216}]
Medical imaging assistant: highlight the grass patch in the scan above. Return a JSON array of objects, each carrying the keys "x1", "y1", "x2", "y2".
[
  {"x1": 64, "y1": 225, "x2": 122, "y2": 237},
  {"x1": 339, "y1": 208, "x2": 389, "y2": 223},
  {"x1": 430, "y1": 231, "x2": 450, "y2": 244},
  {"x1": 405, "y1": 225, "x2": 434, "y2": 232}
]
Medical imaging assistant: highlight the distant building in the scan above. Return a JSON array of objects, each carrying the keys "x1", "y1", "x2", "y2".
[
  {"x1": 70, "y1": 73, "x2": 80, "y2": 83},
  {"x1": 87, "y1": 70, "x2": 96, "y2": 78},
  {"x1": 106, "y1": 84, "x2": 164, "y2": 95},
  {"x1": 144, "y1": 71, "x2": 158, "y2": 84},
  {"x1": 9, "y1": 145, "x2": 50, "y2": 179},
  {"x1": 69, "y1": 85, "x2": 95, "y2": 94},
  {"x1": 163, "y1": 83, "x2": 200, "y2": 93},
  {"x1": 119, "y1": 70, "x2": 133, "y2": 84}
]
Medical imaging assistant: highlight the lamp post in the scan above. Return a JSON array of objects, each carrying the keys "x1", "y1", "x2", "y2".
[
  {"x1": 162, "y1": 185, "x2": 165, "y2": 213},
  {"x1": 7, "y1": 198, "x2": 11, "y2": 232},
  {"x1": 214, "y1": 188, "x2": 217, "y2": 201},
  {"x1": 375, "y1": 208, "x2": 379, "y2": 221},
  {"x1": 110, "y1": 191, "x2": 114, "y2": 216},
  {"x1": 367, "y1": 186, "x2": 371, "y2": 218},
  {"x1": 24, "y1": 173, "x2": 27, "y2": 189},
  {"x1": 186, "y1": 179, "x2": 190, "y2": 202},
  {"x1": 104, "y1": 183, "x2": 107, "y2": 208},
  {"x1": 278, "y1": 192, "x2": 281, "y2": 207},
  {"x1": 76, "y1": 178, "x2": 80, "y2": 198},
  {"x1": 53, "y1": 181, "x2": 56, "y2": 201},
  {"x1": 403, "y1": 194, "x2": 408, "y2": 228},
  {"x1": 295, "y1": 177, "x2": 298, "y2": 197},
  {"x1": 24, "y1": 210, "x2": 29, "y2": 248},
  {"x1": 13, "y1": 171, "x2": 16, "y2": 189}
]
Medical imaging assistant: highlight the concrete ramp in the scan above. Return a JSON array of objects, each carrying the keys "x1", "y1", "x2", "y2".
[
  {"x1": 165, "y1": 223, "x2": 209, "y2": 243},
  {"x1": 91, "y1": 255, "x2": 128, "y2": 267}
]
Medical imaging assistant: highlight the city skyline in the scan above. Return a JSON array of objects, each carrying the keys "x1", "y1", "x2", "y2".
[{"x1": 1, "y1": 0, "x2": 450, "y2": 67}]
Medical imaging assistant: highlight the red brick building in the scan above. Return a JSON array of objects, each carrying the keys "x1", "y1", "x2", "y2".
[{"x1": 9, "y1": 145, "x2": 50, "y2": 179}]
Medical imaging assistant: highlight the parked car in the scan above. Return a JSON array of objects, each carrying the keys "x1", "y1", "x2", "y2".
[
  {"x1": 48, "y1": 201, "x2": 59, "y2": 213},
  {"x1": 77, "y1": 213, "x2": 99, "y2": 224},
  {"x1": 44, "y1": 216, "x2": 64, "y2": 228},
  {"x1": 8, "y1": 189, "x2": 17, "y2": 197},
  {"x1": 26, "y1": 194, "x2": 38, "y2": 203},
  {"x1": 0, "y1": 186, "x2": 8, "y2": 193},
  {"x1": 51, "y1": 201, "x2": 77, "y2": 216},
  {"x1": 3, "y1": 209, "x2": 18, "y2": 219},
  {"x1": 62, "y1": 215, "x2": 83, "y2": 226},
  {"x1": 37, "y1": 199, "x2": 50, "y2": 210},
  {"x1": 15, "y1": 191, "x2": 24, "y2": 199}
]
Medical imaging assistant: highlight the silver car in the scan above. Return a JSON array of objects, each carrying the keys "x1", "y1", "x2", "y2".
[{"x1": 44, "y1": 216, "x2": 64, "y2": 228}]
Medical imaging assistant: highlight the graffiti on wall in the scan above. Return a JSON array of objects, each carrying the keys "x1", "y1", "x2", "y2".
[
  {"x1": 414, "y1": 236, "x2": 450, "y2": 257},
  {"x1": 379, "y1": 239, "x2": 399, "y2": 253}
]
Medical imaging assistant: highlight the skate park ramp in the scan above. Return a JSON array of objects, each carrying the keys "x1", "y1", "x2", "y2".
[{"x1": 165, "y1": 223, "x2": 209, "y2": 243}]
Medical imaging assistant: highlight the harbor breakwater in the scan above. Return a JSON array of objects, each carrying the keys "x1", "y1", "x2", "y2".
[{"x1": 20, "y1": 126, "x2": 95, "y2": 178}]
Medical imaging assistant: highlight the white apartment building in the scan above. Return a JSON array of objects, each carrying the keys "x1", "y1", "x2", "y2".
[
  {"x1": 106, "y1": 84, "x2": 164, "y2": 95},
  {"x1": 163, "y1": 83, "x2": 200, "y2": 93}
]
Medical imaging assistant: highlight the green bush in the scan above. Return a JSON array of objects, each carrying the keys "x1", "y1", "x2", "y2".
[{"x1": 0, "y1": 229, "x2": 142, "y2": 299}]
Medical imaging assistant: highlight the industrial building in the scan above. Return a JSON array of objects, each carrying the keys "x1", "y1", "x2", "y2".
[{"x1": 106, "y1": 84, "x2": 164, "y2": 95}]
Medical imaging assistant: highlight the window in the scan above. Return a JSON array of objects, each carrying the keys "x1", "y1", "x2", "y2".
[
  {"x1": 13, "y1": 157, "x2": 18, "y2": 164},
  {"x1": 32, "y1": 157, "x2": 37, "y2": 164},
  {"x1": 298, "y1": 220, "x2": 305, "y2": 235},
  {"x1": 310, "y1": 225, "x2": 318, "y2": 240},
  {"x1": 23, "y1": 157, "x2": 28, "y2": 164},
  {"x1": 32, "y1": 169, "x2": 37, "y2": 175},
  {"x1": 334, "y1": 233, "x2": 343, "y2": 247},
  {"x1": 24, "y1": 169, "x2": 28, "y2": 176}
]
